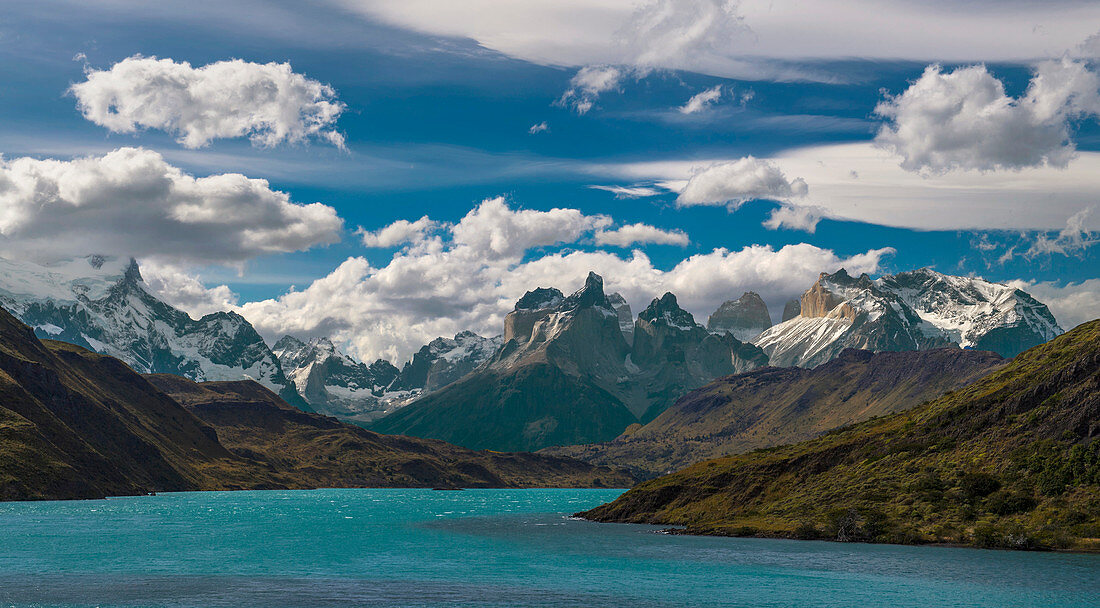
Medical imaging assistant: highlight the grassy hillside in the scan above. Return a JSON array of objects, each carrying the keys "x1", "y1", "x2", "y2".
[
  {"x1": 0, "y1": 306, "x2": 250, "y2": 500},
  {"x1": 581, "y1": 320, "x2": 1100, "y2": 551},
  {"x1": 546, "y1": 349, "x2": 1003, "y2": 478},
  {"x1": 369, "y1": 364, "x2": 638, "y2": 452},
  {"x1": 149, "y1": 374, "x2": 635, "y2": 489}
]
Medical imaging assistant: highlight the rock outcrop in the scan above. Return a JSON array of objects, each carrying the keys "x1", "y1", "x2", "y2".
[{"x1": 706, "y1": 292, "x2": 772, "y2": 341}]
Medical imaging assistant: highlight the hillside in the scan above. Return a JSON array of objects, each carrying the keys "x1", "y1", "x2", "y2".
[
  {"x1": 149, "y1": 374, "x2": 633, "y2": 488},
  {"x1": 0, "y1": 306, "x2": 246, "y2": 500},
  {"x1": 546, "y1": 348, "x2": 1004, "y2": 478},
  {"x1": 581, "y1": 320, "x2": 1100, "y2": 551},
  {"x1": 0, "y1": 306, "x2": 633, "y2": 501}
]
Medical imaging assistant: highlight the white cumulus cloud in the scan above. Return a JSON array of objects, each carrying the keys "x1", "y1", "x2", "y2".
[
  {"x1": 238, "y1": 197, "x2": 892, "y2": 363},
  {"x1": 359, "y1": 216, "x2": 441, "y2": 248},
  {"x1": 0, "y1": 147, "x2": 343, "y2": 265},
  {"x1": 595, "y1": 223, "x2": 689, "y2": 247},
  {"x1": 528, "y1": 121, "x2": 550, "y2": 134},
  {"x1": 141, "y1": 261, "x2": 241, "y2": 318},
  {"x1": 874, "y1": 59, "x2": 1100, "y2": 173},
  {"x1": 676, "y1": 156, "x2": 808, "y2": 209},
  {"x1": 70, "y1": 55, "x2": 346, "y2": 149},
  {"x1": 763, "y1": 205, "x2": 829, "y2": 233}
]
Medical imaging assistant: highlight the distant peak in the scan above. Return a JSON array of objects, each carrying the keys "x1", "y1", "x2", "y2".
[
  {"x1": 639, "y1": 291, "x2": 696, "y2": 328},
  {"x1": 563, "y1": 271, "x2": 609, "y2": 310},
  {"x1": 274, "y1": 335, "x2": 306, "y2": 350},
  {"x1": 123, "y1": 258, "x2": 143, "y2": 284},
  {"x1": 514, "y1": 287, "x2": 564, "y2": 311}
]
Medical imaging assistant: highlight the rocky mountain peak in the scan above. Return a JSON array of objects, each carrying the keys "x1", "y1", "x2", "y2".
[
  {"x1": 638, "y1": 292, "x2": 697, "y2": 330},
  {"x1": 514, "y1": 287, "x2": 564, "y2": 311},
  {"x1": 122, "y1": 258, "x2": 143, "y2": 284},
  {"x1": 706, "y1": 291, "x2": 772, "y2": 341},
  {"x1": 563, "y1": 271, "x2": 611, "y2": 311}
]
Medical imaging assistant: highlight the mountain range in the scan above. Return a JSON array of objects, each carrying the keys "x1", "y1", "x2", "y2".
[
  {"x1": 0, "y1": 256, "x2": 1068, "y2": 456},
  {"x1": 370, "y1": 273, "x2": 770, "y2": 451},
  {"x1": 0, "y1": 304, "x2": 632, "y2": 501},
  {"x1": 581, "y1": 319, "x2": 1100, "y2": 551},
  {"x1": 754, "y1": 268, "x2": 1062, "y2": 367}
]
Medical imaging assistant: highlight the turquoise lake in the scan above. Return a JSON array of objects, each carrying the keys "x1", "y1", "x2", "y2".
[{"x1": 1, "y1": 488, "x2": 1098, "y2": 607}]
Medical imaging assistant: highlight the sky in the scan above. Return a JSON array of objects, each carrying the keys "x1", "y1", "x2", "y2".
[{"x1": 1, "y1": 0, "x2": 1098, "y2": 364}]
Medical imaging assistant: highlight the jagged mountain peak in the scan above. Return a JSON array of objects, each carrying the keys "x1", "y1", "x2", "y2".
[
  {"x1": 638, "y1": 292, "x2": 697, "y2": 330},
  {"x1": 514, "y1": 287, "x2": 564, "y2": 311},
  {"x1": 563, "y1": 271, "x2": 611, "y2": 311},
  {"x1": 123, "y1": 257, "x2": 143, "y2": 284}
]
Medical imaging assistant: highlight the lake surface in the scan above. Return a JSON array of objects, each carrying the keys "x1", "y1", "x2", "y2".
[{"x1": 1, "y1": 488, "x2": 1098, "y2": 607}]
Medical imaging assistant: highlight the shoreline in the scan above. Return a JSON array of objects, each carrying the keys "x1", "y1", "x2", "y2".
[{"x1": 575, "y1": 515, "x2": 1100, "y2": 554}]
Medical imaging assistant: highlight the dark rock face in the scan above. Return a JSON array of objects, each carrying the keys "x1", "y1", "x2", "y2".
[
  {"x1": 607, "y1": 292, "x2": 634, "y2": 344},
  {"x1": 781, "y1": 299, "x2": 801, "y2": 322},
  {"x1": 754, "y1": 267, "x2": 1063, "y2": 367},
  {"x1": 706, "y1": 292, "x2": 773, "y2": 341}
]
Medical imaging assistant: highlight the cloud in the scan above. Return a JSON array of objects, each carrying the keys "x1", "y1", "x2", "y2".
[
  {"x1": 763, "y1": 204, "x2": 829, "y2": 233},
  {"x1": 588, "y1": 184, "x2": 663, "y2": 199},
  {"x1": 359, "y1": 216, "x2": 441, "y2": 248},
  {"x1": 1024, "y1": 207, "x2": 1098, "y2": 258},
  {"x1": 1006, "y1": 278, "x2": 1100, "y2": 330},
  {"x1": 676, "y1": 156, "x2": 808, "y2": 209},
  {"x1": 141, "y1": 261, "x2": 240, "y2": 318},
  {"x1": 594, "y1": 223, "x2": 689, "y2": 247},
  {"x1": 557, "y1": 65, "x2": 625, "y2": 114},
  {"x1": 70, "y1": 55, "x2": 346, "y2": 149},
  {"x1": 338, "y1": 0, "x2": 1100, "y2": 79},
  {"x1": 617, "y1": 0, "x2": 746, "y2": 70},
  {"x1": 679, "y1": 85, "x2": 724, "y2": 114},
  {"x1": 0, "y1": 147, "x2": 343, "y2": 265},
  {"x1": 450, "y1": 196, "x2": 611, "y2": 258},
  {"x1": 592, "y1": 143, "x2": 1100, "y2": 231},
  {"x1": 238, "y1": 197, "x2": 893, "y2": 363},
  {"x1": 528, "y1": 121, "x2": 549, "y2": 134},
  {"x1": 874, "y1": 59, "x2": 1100, "y2": 173}
]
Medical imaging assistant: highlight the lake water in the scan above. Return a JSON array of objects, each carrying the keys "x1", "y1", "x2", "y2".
[{"x1": 1, "y1": 488, "x2": 1098, "y2": 607}]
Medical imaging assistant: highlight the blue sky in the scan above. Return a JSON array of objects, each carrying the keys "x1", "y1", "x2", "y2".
[{"x1": 1, "y1": 0, "x2": 1098, "y2": 362}]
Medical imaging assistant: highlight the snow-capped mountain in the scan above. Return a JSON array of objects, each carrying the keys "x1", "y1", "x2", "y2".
[
  {"x1": 390, "y1": 331, "x2": 503, "y2": 393},
  {"x1": 0, "y1": 255, "x2": 307, "y2": 409},
  {"x1": 754, "y1": 268, "x2": 1063, "y2": 367},
  {"x1": 706, "y1": 291, "x2": 773, "y2": 341},
  {"x1": 273, "y1": 335, "x2": 400, "y2": 419}
]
